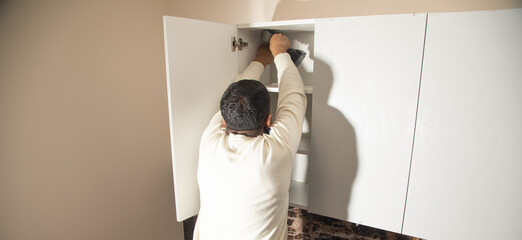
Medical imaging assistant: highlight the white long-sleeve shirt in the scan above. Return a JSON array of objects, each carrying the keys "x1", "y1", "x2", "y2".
[{"x1": 194, "y1": 53, "x2": 307, "y2": 240}]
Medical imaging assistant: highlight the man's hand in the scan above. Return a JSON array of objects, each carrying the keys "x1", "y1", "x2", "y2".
[
  {"x1": 254, "y1": 44, "x2": 274, "y2": 67},
  {"x1": 269, "y1": 33, "x2": 290, "y2": 57}
]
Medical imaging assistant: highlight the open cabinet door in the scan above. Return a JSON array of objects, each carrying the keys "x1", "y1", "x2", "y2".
[
  {"x1": 163, "y1": 16, "x2": 238, "y2": 221},
  {"x1": 310, "y1": 13, "x2": 426, "y2": 233}
]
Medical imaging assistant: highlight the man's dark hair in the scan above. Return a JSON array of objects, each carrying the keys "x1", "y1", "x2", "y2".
[{"x1": 220, "y1": 80, "x2": 270, "y2": 132}]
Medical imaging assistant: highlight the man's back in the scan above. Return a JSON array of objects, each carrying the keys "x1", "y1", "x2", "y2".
[{"x1": 197, "y1": 125, "x2": 295, "y2": 239}]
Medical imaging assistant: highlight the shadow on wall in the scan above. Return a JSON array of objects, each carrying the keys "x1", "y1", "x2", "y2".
[
  {"x1": 271, "y1": 0, "x2": 391, "y2": 20},
  {"x1": 309, "y1": 57, "x2": 358, "y2": 221},
  {"x1": 270, "y1": 0, "x2": 522, "y2": 21}
]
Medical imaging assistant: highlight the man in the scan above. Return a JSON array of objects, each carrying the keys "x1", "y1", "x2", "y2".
[{"x1": 194, "y1": 34, "x2": 307, "y2": 240}]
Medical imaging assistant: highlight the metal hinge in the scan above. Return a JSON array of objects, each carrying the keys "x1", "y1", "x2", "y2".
[{"x1": 231, "y1": 37, "x2": 248, "y2": 51}]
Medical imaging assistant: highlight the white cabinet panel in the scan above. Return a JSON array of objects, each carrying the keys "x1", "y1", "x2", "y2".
[
  {"x1": 403, "y1": 9, "x2": 522, "y2": 239},
  {"x1": 163, "y1": 16, "x2": 238, "y2": 221},
  {"x1": 310, "y1": 14, "x2": 427, "y2": 232}
]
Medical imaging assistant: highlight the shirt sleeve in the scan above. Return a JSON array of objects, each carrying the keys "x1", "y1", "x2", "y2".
[
  {"x1": 270, "y1": 53, "x2": 307, "y2": 152},
  {"x1": 201, "y1": 111, "x2": 224, "y2": 140},
  {"x1": 232, "y1": 61, "x2": 265, "y2": 82}
]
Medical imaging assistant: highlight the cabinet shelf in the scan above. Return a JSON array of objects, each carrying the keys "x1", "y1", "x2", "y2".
[
  {"x1": 289, "y1": 180, "x2": 309, "y2": 209},
  {"x1": 297, "y1": 137, "x2": 311, "y2": 155}
]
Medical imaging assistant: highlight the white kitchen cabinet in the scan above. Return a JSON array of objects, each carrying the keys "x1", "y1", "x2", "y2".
[
  {"x1": 164, "y1": 16, "x2": 317, "y2": 222},
  {"x1": 402, "y1": 9, "x2": 522, "y2": 239},
  {"x1": 163, "y1": 13, "x2": 426, "y2": 234},
  {"x1": 164, "y1": 8, "x2": 522, "y2": 238}
]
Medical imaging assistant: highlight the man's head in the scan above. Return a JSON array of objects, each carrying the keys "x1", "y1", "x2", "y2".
[{"x1": 220, "y1": 80, "x2": 271, "y2": 136}]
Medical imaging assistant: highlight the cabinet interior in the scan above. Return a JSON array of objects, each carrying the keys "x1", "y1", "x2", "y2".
[{"x1": 238, "y1": 21, "x2": 315, "y2": 209}]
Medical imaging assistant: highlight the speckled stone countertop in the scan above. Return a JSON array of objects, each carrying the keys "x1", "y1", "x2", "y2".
[
  {"x1": 183, "y1": 207, "x2": 422, "y2": 240},
  {"x1": 287, "y1": 207, "x2": 421, "y2": 240}
]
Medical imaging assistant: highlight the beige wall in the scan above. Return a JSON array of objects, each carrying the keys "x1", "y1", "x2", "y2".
[
  {"x1": 272, "y1": 0, "x2": 522, "y2": 21},
  {"x1": 1, "y1": 0, "x2": 521, "y2": 240},
  {"x1": 169, "y1": 0, "x2": 522, "y2": 24},
  {"x1": 0, "y1": 1, "x2": 183, "y2": 240}
]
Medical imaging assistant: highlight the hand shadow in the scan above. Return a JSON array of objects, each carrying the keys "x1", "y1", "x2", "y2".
[{"x1": 309, "y1": 57, "x2": 358, "y2": 221}]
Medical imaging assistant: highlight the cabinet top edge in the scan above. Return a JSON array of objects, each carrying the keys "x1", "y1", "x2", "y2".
[{"x1": 238, "y1": 19, "x2": 315, "y2": 31}]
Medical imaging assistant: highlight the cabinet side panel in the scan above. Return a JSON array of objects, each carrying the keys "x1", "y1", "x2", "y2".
[
  {"x1": 403, "y1": 9, "x2": 522, "y2": 239},
  {"x1": 163, "y1": 16, "x2": 238, "y2": 221},
  {"x1": 310, "y1": 13, "x2": 426, "y2": 232}
]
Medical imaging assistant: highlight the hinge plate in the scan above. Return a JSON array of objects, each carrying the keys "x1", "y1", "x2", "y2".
[{"x1": 232, "y1": 37, "x2": 248, "y2": 51}]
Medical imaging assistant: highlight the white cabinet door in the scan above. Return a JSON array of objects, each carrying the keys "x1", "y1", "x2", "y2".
[
  {"x1": 163, "y1": 16, "x2": 238, "y2": 221},
  {"x1": 403, "y1": 9, "x2": 522, "y2": 239},
  {"x1": 310, "y1": 13, "x2": 427, "y2": 233}
]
